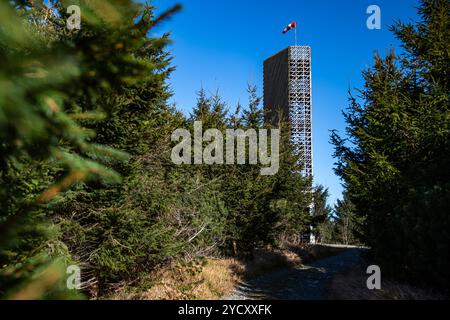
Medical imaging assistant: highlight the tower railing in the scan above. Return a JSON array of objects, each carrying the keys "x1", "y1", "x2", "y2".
[{"x1": 288, "y1": 46, "x2": 313, "y2": 178}]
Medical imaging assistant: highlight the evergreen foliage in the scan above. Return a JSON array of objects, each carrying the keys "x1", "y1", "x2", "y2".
[
  {"x1": 331, "y1": 0, "x2": 450, "y2": 290},
  {"x1": 333, "y1": 193, "x2": 364, "y2": 245},
  {"x1": 1, "y1": 1, "x2": 312, "y2": 298}
]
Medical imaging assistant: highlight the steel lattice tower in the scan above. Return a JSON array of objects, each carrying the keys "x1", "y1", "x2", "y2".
[{"x1": 263, "y1": 46, "x2": 313, "y2": 178}]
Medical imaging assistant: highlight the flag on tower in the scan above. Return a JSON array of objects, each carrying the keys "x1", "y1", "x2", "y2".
[{"x1": 282, "y1": 22, "x2": 297, "y2": 34}]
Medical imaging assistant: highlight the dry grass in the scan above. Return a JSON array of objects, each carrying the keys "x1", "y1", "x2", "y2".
[
  {"x1": 110, "y1": 245, "x2": 346, "y2": 300},
  {"x1": 111, "y1": 258, "x2": 243, "y2": 300},
  {"x1": 125, "y1": 248, "x2": 301, "y2": 300},
  {"x1": 293, "y1": 244, "x2": 348, "y2": 263},
  {"x1": 328, "y1": 265, "x2": 446, "y2": 300},
  {"x1": 242, "y1": 248, "x2": 301, "y2": 279}
]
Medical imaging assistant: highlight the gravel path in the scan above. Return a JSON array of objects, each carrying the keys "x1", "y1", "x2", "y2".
[{"x1": 227, "y1": 248, "x2": 364, "y2": 300}]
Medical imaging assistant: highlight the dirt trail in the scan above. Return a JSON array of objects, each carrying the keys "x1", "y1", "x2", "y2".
[{"x1": 227, "y1": 248, "x2": 364, "y2": 300}]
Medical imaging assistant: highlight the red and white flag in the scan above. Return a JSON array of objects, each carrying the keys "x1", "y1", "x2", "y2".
[{"x1": 282, "y1": 22, "x2": 297, "y2": 34}]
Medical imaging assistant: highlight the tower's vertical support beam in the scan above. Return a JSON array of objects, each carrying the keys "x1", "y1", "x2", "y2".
[
  {"x1": 288, "y1": 46, "x2": 314, "y2": 244},
  {"x1": 288, "y1": 46, "x2": 313, "y2": 179},
  {"x1": 263, "y1": 46, "x2": 314, "y2": 244}
]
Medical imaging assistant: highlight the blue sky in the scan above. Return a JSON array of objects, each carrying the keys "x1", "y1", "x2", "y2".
[{"x1": 154, "y1": 0, "x2": 420, "y2": 206}]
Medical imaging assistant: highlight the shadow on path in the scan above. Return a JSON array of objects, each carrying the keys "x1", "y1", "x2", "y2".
[{"x1": 227, "y1": 248, "x2": 364, "y2": 300}]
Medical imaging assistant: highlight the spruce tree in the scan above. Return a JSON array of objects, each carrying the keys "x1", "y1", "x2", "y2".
[
  {"x1": 331, "y1": 0, "x2": 449, "y2": 290},
  {"x1": 0, "y1": 0, "x2": 180, "y2": 298}
]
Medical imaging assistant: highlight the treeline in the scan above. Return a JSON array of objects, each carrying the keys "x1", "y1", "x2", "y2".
[
  {"x1": 314, "y1": 188, "x2": 364, "y2": 246},
  {"x1": 0, "y1": 1, "x2": 313, "y2": 299},
  {"x1": 331, "y1": 0, "x2": 449, "y2": 292}
]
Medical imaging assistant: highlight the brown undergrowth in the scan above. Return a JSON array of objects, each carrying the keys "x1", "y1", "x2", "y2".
[{"x1": 109, "y1": 244, "x2": 343, "y2": 300}]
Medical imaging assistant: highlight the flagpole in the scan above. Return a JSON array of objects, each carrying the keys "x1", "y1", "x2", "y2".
[{"x1": 295, "y1": 27, "x2": 297, "y2": 46}]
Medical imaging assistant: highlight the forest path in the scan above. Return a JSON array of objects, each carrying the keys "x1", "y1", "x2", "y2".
[{"x1": 226, "y1": 248, "x2": 364, "y2": 300}]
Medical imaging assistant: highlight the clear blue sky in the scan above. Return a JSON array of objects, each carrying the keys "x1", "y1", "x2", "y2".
[{"x1": 153, "y1": 0, "x2": 420, "y2": 206}]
